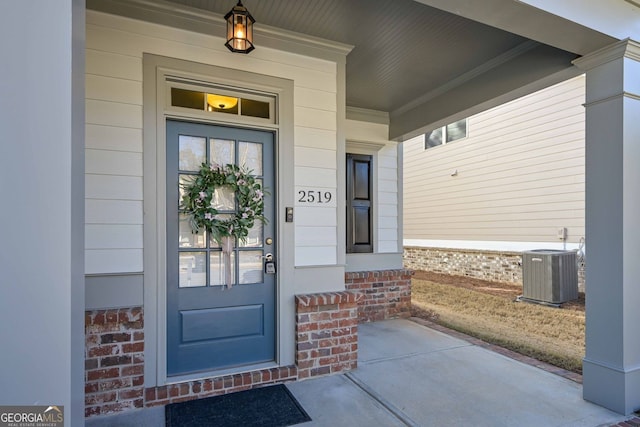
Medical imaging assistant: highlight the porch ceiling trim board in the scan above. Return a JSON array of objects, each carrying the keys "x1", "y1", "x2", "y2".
[
  {"x1": 392, "y1": 40, "x2": 541, "y2": 117},
  {"x1": 573, "y1": 38, "x2": 640, "y2": 70},
  {"x1": 86, "y1": 0, "x2": 354, "y2": 62},
  {"x1": 389, "y1": 48, "x2": 582, "y2": 141}
]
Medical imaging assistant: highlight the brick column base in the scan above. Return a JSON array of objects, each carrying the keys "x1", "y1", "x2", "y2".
[
  {"x1": 295, "y1": 291, "x2": 363, "y2": 380},
  {"x1": 85, "y1": 307, "x2": 298, "y2": 418},
  {"x1": 85, "y1": 308, "x2": 145, "y2": 417},
  {"x1": 345, "y1": 269, "x2": 413, "y2": 323}
]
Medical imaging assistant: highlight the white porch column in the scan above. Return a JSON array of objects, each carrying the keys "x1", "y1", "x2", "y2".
[
  {"x1": 0, "y1": 1, "x2": 85, "y2": 426},
  {"x1": 574, "y1": 39, "x2": 640, "y2": 415}
]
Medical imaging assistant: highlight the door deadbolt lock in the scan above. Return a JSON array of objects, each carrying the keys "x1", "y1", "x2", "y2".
[{"x1": 263, "y1": 253, "x2": 276, "y2": 274}]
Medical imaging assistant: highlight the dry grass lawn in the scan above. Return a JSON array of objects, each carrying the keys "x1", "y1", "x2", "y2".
[{"x1": 412, "y1": 276, "x2": 585, "y2": 373}]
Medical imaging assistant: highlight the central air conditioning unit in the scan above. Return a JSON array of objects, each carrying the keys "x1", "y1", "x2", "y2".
[{"x1": 521, "y1": 250, "x2": 578, "y2": 305}]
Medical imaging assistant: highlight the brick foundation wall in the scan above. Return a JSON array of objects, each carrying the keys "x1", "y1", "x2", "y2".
[
  {"x1": 403, "y1": 246, "x2": 586, "y2": 292},
  {"x1": 345, "y1": 269, "x2": 413, "y2": 322},
  {"x1": 85, "y1": 308, "x2": 145, "y2": 417},
  {"x1": 144, "y1": 366, "x2": 297, "y2": 407},
  {"x1": 86, "y1": 292, "x2": 363, "y2": 418},
  {"x1": 86, "y1": 308, "x2": 297, "y2": 418},
  {"x1": 86, "y1": 271, "x2": 408, "y2": 419},
  {"x1": 295, "y1": 291, "x2": 362, "y2": 380}
]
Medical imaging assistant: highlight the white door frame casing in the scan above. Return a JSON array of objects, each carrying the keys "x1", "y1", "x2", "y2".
[{"x1": 142, "y1": 54, "x2": 295, "y2": 386}]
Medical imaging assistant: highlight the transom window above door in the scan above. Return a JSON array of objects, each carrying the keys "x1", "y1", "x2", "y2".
[{"x1": 170, "y1": 86, "x2": 274, "y2": 122}]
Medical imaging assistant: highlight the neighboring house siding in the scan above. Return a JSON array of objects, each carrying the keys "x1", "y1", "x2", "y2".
[
  {"x1": 85, "y1": 11, "x2": 339, "y2": 273},
  {"x1": 403, "y1": 75, "x2": 585, "y2": 247}
]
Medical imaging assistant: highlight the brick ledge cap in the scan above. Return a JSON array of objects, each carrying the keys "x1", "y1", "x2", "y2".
[
  {"x1": 345, "y1": 268, "x2": 414, "y2": 278},
  {"x1": 295, "y1": 291, "x2": 363, "y2": 307}
]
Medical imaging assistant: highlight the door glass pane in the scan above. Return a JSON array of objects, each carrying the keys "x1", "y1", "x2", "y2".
[
  {"x1": 179, "y1": 136, "x2": 206, "y2": 171},
  {"x1": 210, "y1": 139, "x2": 234, "y2": 167},
  {"x1": 240, "y1": 221, "x2": 262, "y2": 248},
  {"x1": 210, "y1": 251, "x2": 235, "y2": 286},
  {"x1": 211, "y1": 186, "x2": 235, "y2": 211},
  {"x1": 239, "y1": 251, "x2": 263, "y2": 284},
  {"x1": 178, "y1": 174, "x2": 195, "y2": 207},
  {"x1": 239, "y1": 141, "x2": 262, "y2": 175},
  {"x1": 179, "y1": 214, "x2": 206, "y2": 248},
  {"x1": 179, "y1": 252, "x2": 207, "y2": 287}
]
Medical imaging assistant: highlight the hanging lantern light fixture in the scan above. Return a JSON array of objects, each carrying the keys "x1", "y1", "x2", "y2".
[{"x1": 225, "y1": 1, "x2": 255, "y2": 54}]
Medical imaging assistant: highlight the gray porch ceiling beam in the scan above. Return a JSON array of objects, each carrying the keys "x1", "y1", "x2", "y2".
[
  {"x1": 389, "y1": 43, "x2": 581, "y2": 141},
  {"x1": 412, "y1": 0, "x2": 617, "y2": 56}
]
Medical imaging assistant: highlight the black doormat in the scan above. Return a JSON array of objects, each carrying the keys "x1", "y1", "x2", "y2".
[{"x1": 165, "y1": 384, "x2": 311, "y2": 427}]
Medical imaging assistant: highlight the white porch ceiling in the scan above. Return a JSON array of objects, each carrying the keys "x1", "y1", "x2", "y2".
[{"x1": 90, "y1": 0, "x2": 618, "y2": 139}]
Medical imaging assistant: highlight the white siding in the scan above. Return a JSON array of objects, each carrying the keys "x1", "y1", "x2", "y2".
[
  {"x1": 86, "y1": 10, "x2": 339, "y2": 272},
  {"x1": 346, "y1": 120, "x2": 400, "y2": 254},
  {"x1": 403, "y1": 75, "x2": 585, "y2": 246}
]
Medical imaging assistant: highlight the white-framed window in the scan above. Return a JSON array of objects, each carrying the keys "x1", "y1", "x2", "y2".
[
  {"x1": 166, "y1": 78, "x2": 276, "y2": 126},
  {"x1": 424, "y1": 119, "x2": 467, "y2": 149}
]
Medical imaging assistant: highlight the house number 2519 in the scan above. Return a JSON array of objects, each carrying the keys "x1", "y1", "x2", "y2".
[{"x1": 297, "y1": 190, "x2": 333, "y2": 204}]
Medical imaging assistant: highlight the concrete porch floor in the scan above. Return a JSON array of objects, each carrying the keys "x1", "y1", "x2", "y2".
[{"x1": 87, "y1": 319, "x2": 630, "y2": 426}]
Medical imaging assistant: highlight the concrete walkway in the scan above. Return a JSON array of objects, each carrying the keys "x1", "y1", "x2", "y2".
[
  {"x1": 87, "y1": 319, "x2": 629, "y2": 426},
  {"x1": 287, "y1": 319, "x2": 627, "y2": 427}
]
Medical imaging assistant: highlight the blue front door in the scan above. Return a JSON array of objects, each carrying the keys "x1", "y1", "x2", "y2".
[{"x1": 166, "y1": 120, "x2": 275, "y2": 376}]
